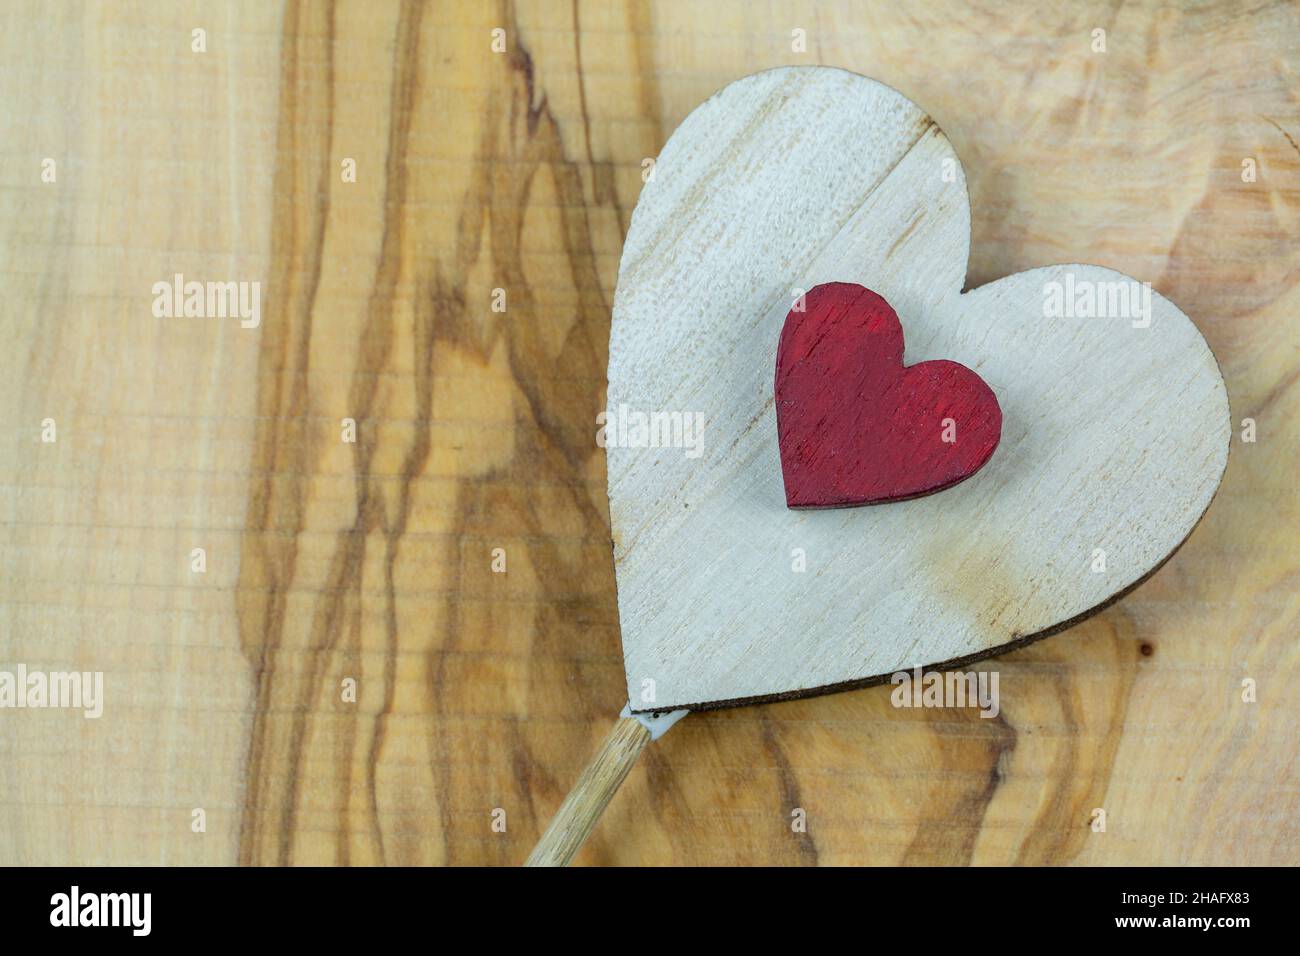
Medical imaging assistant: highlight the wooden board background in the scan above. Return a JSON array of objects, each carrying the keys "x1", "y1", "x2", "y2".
[{"x1": 0, "y1": 0, "x2": 1295, "y2": 865}]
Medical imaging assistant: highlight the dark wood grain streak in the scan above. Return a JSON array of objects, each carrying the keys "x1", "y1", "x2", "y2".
[
  {"x1": 429, "y1": 2, "x2": 623, "y2": 864},
  {"x1": 1014, "y1": 612, "x2": 1139, "y2": 865},
  {"x1": 902, "y1": 708, "x2": 1017, "y2": 865},
  {"x1": 332, "y1": 0, "x2": 432, "y2": 866},
  {"x1": 237, "y1": 0, "x2": 337, "y2": 866},
  {"x1": 760, "y1": 712, "x2": 819, "y2": 864},
  {"x1": 238, "y1": 0, "x2": 429, "y2": 865}
]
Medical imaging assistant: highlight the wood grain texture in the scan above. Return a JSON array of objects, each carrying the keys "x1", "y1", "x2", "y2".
[
  {"x1": 776, "y1": 283, "x2": 1002, "y2": 508},
  {"x1": 610, "y1": 67, "x2": 1228, "y2": 711},
  {"x1": 0, "y1": 0, "x2": 1296, "y2": 866}
]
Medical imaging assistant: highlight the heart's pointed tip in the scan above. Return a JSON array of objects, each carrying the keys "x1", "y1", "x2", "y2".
[
  {"x1": 785, "y1": 497, "x2": 831, "y2": 510},
  {"x1": 782, "y1": 478, "x2": 829, "y2": 510},
  {"x1": 782, "y1": 483, "x2": 805, "y2": 509}
]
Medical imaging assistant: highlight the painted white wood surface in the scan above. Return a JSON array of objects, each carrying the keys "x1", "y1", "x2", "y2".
[{"x1": 607, "y1": 67, "x2": 1230, "y2": 712}]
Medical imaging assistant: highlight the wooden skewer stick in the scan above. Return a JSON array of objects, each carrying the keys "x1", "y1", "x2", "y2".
[
  {"x1": 525, "y1": 709, "x2": 686, "y2": 866},
  {"x1": 525, "y1": 717, "x2": 650, "y2": 867}
]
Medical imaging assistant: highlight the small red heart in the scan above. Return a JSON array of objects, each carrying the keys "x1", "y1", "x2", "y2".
[{"x1": 775, "y1": 282, "x2": 1002, "y2": 509}]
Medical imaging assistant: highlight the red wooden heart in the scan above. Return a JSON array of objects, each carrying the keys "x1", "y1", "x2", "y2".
[{"x1": 775, "y1": 282, "x2": 1002, "y2": 509}]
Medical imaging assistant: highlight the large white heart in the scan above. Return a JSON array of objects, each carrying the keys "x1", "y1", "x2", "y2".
[{"x1": 608, "y1": 67, "x2": 1229, "y2": 712}]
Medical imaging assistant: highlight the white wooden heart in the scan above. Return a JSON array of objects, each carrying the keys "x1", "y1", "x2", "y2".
[{"x1": 608, "y1": 66, "x2": 1229, "y2": 712}]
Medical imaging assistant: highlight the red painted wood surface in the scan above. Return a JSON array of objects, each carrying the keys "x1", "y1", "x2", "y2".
[{"x1": 775, "y1": 282, "x2": 1002, "y2": 509}]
